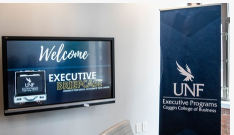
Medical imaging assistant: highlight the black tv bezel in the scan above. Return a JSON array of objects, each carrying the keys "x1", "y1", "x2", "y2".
[{"x1": 2, "y1": 36, "x2": 115, "y2": 116}]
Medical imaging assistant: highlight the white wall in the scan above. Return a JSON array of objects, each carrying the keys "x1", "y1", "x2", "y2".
[{"x1": 0, "y1": 3, "x2": 185, "y2": 135}]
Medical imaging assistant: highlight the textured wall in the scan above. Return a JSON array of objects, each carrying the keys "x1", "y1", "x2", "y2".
[{"x1": 221, "y1": 108, "x2": 230, "y2": 135}]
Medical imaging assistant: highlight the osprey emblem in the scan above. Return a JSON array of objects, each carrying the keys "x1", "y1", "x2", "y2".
[
  {"x1": 176, "y1": 61, "x2": 194, "y2": 82},
  {"x1": 25, "y1": 77, "x2": 35, "y2": 87}
]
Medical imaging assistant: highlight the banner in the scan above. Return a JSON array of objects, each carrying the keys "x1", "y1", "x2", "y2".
[{"x1": 159, "y1": 5, "x2": 221, "y2": 135}]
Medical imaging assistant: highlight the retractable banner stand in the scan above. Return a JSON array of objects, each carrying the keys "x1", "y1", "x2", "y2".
[{"x1": 159, "y1": 5, "x2": 221, "y2": 135}]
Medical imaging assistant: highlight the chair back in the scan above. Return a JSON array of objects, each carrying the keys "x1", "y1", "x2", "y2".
[{"x1": 100, "y1": 120, "x2": 134, "y2": 135}]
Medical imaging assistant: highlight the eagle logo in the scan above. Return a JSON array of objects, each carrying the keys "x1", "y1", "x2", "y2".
[
  {"x1": 26, "y1": 77, "x2": 32, "y2": 83},
  {"x1": 176, "y1": 61, "x2": 194, "y2": 82},
  {"x1": 25, "y1": 77, "x2": 35, "y2": 87}
]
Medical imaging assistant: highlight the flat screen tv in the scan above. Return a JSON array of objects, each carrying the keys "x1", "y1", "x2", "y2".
[{"x1": 2, "y1": 36, "x2": 115, "y2": 116}]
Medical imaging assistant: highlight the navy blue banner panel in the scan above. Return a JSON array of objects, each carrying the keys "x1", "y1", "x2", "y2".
[{"x1": 159, "y1": 5, "x2": 221, "y2": 135}]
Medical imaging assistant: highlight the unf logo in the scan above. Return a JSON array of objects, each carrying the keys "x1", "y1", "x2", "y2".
[
  {"x1": 25, "y1": 77, "x2": 35, "y2": 87},
  {"x1": 174, "y1": 61, "x2": 204, "y2": 97}
]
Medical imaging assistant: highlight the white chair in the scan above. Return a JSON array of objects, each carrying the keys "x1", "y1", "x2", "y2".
[{"x1": 100, "y1": 120, "x2": 134, "y2": 135}]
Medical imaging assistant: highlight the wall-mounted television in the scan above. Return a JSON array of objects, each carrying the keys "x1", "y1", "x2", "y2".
[{"x1": 2, "y1": 36, "x2": 115, "y2": 116}]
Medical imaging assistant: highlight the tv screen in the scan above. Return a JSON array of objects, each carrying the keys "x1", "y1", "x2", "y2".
[{"x1": 2, "y1": 36, "x2": 115, "y2": 116}]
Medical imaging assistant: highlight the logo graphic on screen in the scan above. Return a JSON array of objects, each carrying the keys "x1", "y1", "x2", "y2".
[
  {"x1": 176, "y1": 61, "x2": 194, "y2": 82},
  {"x1": 22, "y1": 77, "x2": 39, "y2": 92},
  {"x1": 14, "y1": 71, "x2": 47, "y2": 104},
  {"x1": 25, "y1": 78, "x2": 35, "y2": 87}
]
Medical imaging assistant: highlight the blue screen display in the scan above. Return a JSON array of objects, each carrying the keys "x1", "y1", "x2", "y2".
[{"x1": 6, "y1": 39, "x2": 113, "y2": 109}]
